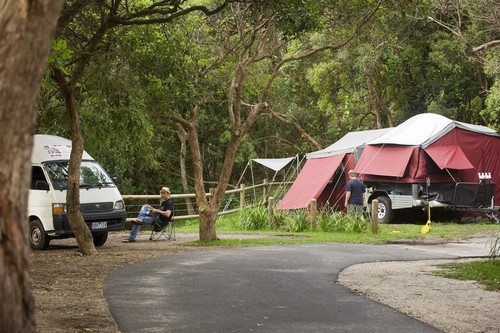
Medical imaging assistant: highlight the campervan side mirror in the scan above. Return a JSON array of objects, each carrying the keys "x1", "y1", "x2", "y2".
[{"x1": 35, "y1": 180, "x2": 50, "y2": 191}]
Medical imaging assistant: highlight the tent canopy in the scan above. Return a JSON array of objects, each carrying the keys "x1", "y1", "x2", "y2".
[
  {"x1": 277, "y1": 154, "x2": 345, "y2": 210},
  {"x1": 306, "y1": 128, "x2": 391, "y2": 159},
  {"x1": 252, "y1": 157, "x2": 296, "y2": 172},
  {"x1": 368, "y1": 113, "x2": 497, "y2": 148}
]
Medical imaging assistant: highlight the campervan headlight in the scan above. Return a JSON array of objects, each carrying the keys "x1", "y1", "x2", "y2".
[
  {"x1": 114, "y1": 200, "x2": 125, "y2": 210},
  {"x1": 52, "y1": 203, "x2": 66, "y2": 214}
]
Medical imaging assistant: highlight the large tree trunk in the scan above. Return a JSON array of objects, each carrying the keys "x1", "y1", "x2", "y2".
[
  {"x1": 51, "y1": 66, "x2": 98, "y2": 255},
  {"x1": 66, "y1": 90, "x2": 98, "y2": 255},
  {"x1": 184, "y1": 119, "x2": 216, "y2": 241},
  {"x1": 0, "y1": 1, "x2": 64, "y2": 332}
]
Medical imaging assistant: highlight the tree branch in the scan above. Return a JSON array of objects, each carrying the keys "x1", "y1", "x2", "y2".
[
  {"x1": 270, "y1": 111, "x2": 322, "y2": 150},
  {"x1": 473, "y1": 40, "x2": 500, "y2": 52}
]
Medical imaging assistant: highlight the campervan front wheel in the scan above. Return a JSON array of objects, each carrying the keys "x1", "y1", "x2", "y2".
[
  {"x1": 93, "y1": 231, "x2": 108, "y2": 246},
  {"x1": 30, "y1": 219, "x2": 50, "y2": 250},
  {"x1": 376, "y1": 196, "x2": 392, "y2": 223}
]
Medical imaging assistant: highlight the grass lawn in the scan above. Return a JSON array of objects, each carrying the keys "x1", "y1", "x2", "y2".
[{"x1": 434, "y1": 259, "x2": 500, "y2": 291}]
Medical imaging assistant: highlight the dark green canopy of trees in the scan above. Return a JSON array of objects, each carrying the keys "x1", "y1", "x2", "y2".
[{"x1": 37, "y1": 0, "x2": 500, "y2": 195}]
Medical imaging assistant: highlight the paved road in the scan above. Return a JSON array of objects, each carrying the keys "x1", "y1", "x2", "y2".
[{"x1": 104, "y1": 240, "x2": 491, "y2": 333}]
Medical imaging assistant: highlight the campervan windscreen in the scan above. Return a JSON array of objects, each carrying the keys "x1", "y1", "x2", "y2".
[{"x1": 44, "y1": 161, "x2": 116, "y2": 190}]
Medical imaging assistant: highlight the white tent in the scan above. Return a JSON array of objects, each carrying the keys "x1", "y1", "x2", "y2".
[
  {"x1": 252, "y1": 157, "x2": 296, "y2": 172},
  {"x1": 306, "y1": 128, "x2": 392, "y2": 159},
  {"x1": 368, "y1": 113, "x2": 498, "y2": 147}
]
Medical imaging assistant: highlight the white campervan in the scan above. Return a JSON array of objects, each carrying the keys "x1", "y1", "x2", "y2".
[{"x1": 28, "y1": 135, "x2": 126, "y2": 250}]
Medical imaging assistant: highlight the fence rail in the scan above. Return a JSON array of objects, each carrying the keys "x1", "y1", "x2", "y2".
[{"x1": 122, "y1": 180, "x2": 289, "y2": 222}]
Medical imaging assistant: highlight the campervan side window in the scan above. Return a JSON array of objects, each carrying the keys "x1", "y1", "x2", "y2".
[
  {"x1": 44, "y1": 161, "x2": 115, "y2": 190},
  {"x1": 31, "y1": 166, "x2": 48, "y2": 190}
]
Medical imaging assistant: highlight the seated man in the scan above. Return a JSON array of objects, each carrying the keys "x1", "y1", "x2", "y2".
[{"x1": 123, "y1": 187, "x2": 174, "y2": 242}]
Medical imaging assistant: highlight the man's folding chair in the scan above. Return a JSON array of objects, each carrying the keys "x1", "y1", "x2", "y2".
[{"x1": 149, "y1": 217, "x2": 175, "y2": 241}]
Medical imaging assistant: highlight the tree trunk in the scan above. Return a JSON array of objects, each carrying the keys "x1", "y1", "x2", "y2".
[
  {"x1": 184, "y1": 119, "x2": 216, "y2": 241},
  {"x1": 0, "y1": 1, "x2": 64, "y2": 331},
  {"x1": 66, "y1": 89, "x2": 99, "y2": 255},
  {"x1": 174, "y1": 123, "x2": 195, "y2": 215},
  {"x1": 51, "y1": 63, "x2": 98, "y2": 256}
]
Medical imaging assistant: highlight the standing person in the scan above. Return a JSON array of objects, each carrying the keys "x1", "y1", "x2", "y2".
[
  {"x1": 344, "y1": 170, "x2": 366, "y2": 215},
  {"x1": 123, "y1": 187, "x2": 174, "y2": 242}
]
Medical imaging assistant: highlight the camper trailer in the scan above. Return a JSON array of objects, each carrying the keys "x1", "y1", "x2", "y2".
[
  {"x1": 355, "y1": 114, "x2": 500, "y2": 223},
  {"x1": 29, "y1": 135, "x2": 126, "y2": 250},
  {"x1": 278, "y1": 114, "x2": 499, "y2": 223}
]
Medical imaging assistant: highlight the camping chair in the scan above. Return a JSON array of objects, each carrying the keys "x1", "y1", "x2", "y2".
[{"x1": 149, "y1": 208, "x2": 175, "y2": 241}]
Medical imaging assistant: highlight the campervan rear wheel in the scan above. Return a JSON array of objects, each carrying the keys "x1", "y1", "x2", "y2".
[
  {"x1": 376, "y1": 196, "x2": 392, "y2": 223},
  {"x1": 30, "y1": 219, "x2": 50, "y2": 250},
  {"x1": 93, "y1": 231, "x2": 108, "y2": 246}
]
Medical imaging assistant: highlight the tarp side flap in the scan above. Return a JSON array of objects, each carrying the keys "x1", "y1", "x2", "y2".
[
  {"x1": 355, "y1": 145, "x2": 414, "y2": 177},
  {"x1": 424, "y1": 145, "x2": 475, "y2": 170},
  {"x1": 277, "y1": 154, "x2": 345, "y2": 209}
]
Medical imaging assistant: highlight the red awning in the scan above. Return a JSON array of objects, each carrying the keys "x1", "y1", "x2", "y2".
[
  {"x1": 277, "y1": 154, "x2": 345, "y2": 209},
  {"x1": 355, "y1": 145, "x2": 414, "y2": 177},
  {"x1": 424, "y1": 145, "x2": 475, "y2": 170}
]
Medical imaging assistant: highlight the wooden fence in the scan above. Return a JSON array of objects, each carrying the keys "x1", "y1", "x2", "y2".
[
  {"x1": 122, "y1": 180, "x2": 288, "y2": 222},
  {"x1": 123, "y1": 181, "x2": 380, "y2": 232}
]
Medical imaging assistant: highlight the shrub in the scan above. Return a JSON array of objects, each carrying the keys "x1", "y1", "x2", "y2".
[
  {"x1": 318, "y1": 208, "x2": 369, "y2": 233},
  {"x1": 488, "y1": 234, "x2": 500, "y2": 260},
  {"x1": 283, "y1": 209, "x2": 309, "y2": 232},
  {"x1": 269, "y1": 209, "x2": 287, "y2": 230},
  {"x1": 237, "y1": 205, "x2": 268, "y2": 230}
]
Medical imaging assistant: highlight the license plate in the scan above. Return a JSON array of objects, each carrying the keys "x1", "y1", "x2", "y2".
[{"x1": 92, "y1": 222, "x2": 107, "y2": 229}]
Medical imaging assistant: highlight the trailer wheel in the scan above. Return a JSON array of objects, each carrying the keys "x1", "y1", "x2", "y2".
[
  {"x1": 30, "y1": 219, "x2": 50, "y2": 250},
  {"x1": 93, "y1": 231, "x2": 108, "y2": 246},
  {"x1": 375, "y1": 196, "x2": 392, "y2": 223}
]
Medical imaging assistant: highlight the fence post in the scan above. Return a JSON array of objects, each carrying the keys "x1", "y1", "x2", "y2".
[
  {"x1": 240, "y1": 183, "x2": 246, "y2": 210},
  {"x1": 263, "y1": 179, "x2": 268, "y2": 204},
  {"x1": 310, "y1": 199, "x2": 317, "y2": 231},
  {"x1": 268, "y1": 196, "x2": 274, "y2": 228},
  {"x1": 209, "y1": 188, "x2": 214, "y2": 203},
  {"x1": 371, "y1": 199, "x2": 378, "y2": 233}
]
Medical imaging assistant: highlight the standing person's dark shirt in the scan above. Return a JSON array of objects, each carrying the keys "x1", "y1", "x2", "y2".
[
  {"x1": 346, "y1": 178, "x2": 365, "y2": 205},
  {"x1": 345, "y1": 170, "x2": 366, "y2": 214}
]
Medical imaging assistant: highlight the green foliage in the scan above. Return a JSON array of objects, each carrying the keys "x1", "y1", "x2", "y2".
[
  {"x1": 37, "y1": 0, "x2": 500, "y2": 198},
  {"x1": 236, "y1": 206, "x2": 372, "y2": 233},
  {"x1": 178, "y1": 217, "x2": 500, "y2": 245},
  {"x1": 488, "y1": 234, "x2": 500, "y2": 259},
  {"x1": 48, "y1": 39, "x2": 73, "y2": 72},
  {"x1": 251, "y1": 0, "x2": 323, "y2": 37},
  {"x1": 317, "y1": 209, "x2": 369, "y2": 233},
  {"x1": 271, "y1": 209, "x2": 310, "y2": 232},
  {"x1": 434, "y1": 260, "x2": 500, "y2": 291},
  {"x1": 237, "y1": 206, "x2": 311, "y2": 232},
  {"x1": 237, "y1": 205, "x2": 269, "y2": 230}
]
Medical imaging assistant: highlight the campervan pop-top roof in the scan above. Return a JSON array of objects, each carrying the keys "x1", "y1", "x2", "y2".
[{"x1": 32, "y1": 134, "x2": 94, "y2": 163}]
